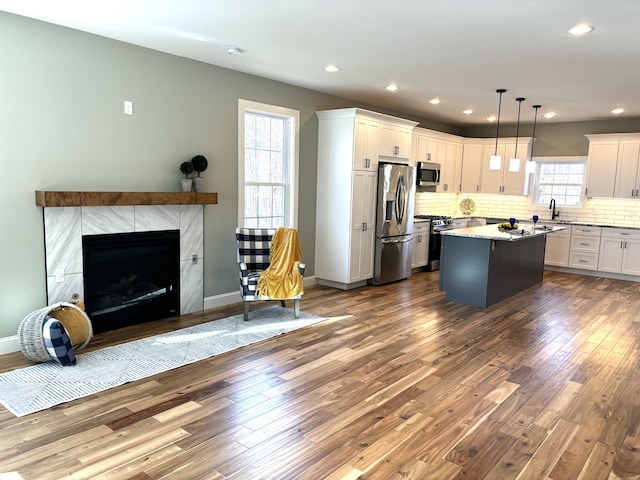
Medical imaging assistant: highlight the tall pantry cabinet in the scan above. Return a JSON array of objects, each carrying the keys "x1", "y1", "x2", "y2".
[{"x1": 315, "y1": 108, "x2": 417, "y2": 289}]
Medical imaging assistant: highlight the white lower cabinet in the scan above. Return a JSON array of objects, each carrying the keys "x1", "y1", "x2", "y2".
[
  {"x1": 568, "y1": 225, "x2": 601, "y2": 270},
  {"x1": 411, "y1": 223, "x2": 430, "y2": 269},
  {"x1": 544, "y1": 226, "x2": 570, "y2": 267},
  {"x1": 598, "y1": 228, "x2": 640, "y2": 275}
]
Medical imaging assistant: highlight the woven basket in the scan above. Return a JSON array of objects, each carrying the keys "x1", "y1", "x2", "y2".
[{"x1": 17, "y1": 302, "x2": 93, "y2": 362}]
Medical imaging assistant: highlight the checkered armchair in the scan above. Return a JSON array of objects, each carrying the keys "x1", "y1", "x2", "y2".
[{"x1": 235, "y1": 227, "x2": 305, "y2": 321}]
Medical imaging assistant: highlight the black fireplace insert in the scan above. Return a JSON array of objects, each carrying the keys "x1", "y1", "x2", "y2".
[{"x1": 82, "y1": 230, "x2": 180, "y2": 333}]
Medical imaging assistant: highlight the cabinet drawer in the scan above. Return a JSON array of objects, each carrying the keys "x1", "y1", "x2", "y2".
[
  {"x1": 570, "y1": 235, "x2": 601, "y2": 253},
  {"x1": 571, "y1": 225, "x2": 601, "y2": 236},
  {"x1": 601, "y1": 227, "x2": 640, "y2": 239},
  {"x1": 569, "y1": 252, "x2": 599, "y2": 270}
]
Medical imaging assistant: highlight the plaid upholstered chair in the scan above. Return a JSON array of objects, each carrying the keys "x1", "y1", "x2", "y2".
[{"x1": 235, "y1": 227, "x2": 305, "y2": 321}]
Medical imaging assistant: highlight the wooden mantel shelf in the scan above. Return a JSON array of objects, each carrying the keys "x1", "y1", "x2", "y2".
[{"x1": 35, "y1": 191, "x2": 218, "y2": 207}]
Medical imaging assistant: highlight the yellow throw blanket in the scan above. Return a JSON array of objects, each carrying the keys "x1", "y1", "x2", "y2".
[{"x1": 256, "y1": 227, "x2": 303, "y2": 299}]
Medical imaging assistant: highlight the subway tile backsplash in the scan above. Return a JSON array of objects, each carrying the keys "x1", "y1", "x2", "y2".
[{"x1": 414, "y1": 192, "x2": 640, "y2": 228}]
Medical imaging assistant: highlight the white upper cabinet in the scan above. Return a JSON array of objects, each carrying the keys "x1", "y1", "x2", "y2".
[
  {"x1": 353, "y1": 118, "x2": 380, "y2": 171},
  {"x1": 379, "y1": 123, "x2": 413, "y2": 160},
  {"x1": 460, "y1": 143, "x2": 483, "y2": 193},
  {"x1": 480, "y1": 138, "x2": 531, "y2": 195},
  {"x1": 411, "y1": 132, "x2": 437, "y2": 167},
  {"x1": 586, "y1": 139, "x2": 619, "y2": 197},
  {"x1": 438, "y1": 140, "x2": 463, "y2": 193},
  {"x1": 614, "y1": 140, "x2": 640, "y2": 199},
  {"x1": 585, "y1": 134, "x2": 640, "y2": 199},
  {"x1": 411, "y1": 127, "x2": 462, "y2": 192}
]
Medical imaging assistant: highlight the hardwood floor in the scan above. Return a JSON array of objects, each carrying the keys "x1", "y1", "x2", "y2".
[{"x1": 2, "y1": 270, "x2": 640, "y2": 479}]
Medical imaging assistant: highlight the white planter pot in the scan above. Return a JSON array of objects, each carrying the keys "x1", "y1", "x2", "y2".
[
  {"x1": 181, "y1": 178, "x2": 193, "y2": 192},
  {"x1": 193, "y1": 177, "x2": 205, "y2": 192}
]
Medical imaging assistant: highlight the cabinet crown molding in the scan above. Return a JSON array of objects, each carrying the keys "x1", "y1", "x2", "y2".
[
  {"x1": 586, "y1": 133, "x2": 640, "y2": 141},
  {"x1": 316, "y1": 108, "x2": 418, "y2": 128}
]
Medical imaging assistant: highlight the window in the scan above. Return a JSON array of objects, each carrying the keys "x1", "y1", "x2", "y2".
[
  {"x1": 533, "y1": 158, "x2": 586, "y2": 207},
  {"x1": 238, "y1": 100, "x2": 299, "y2": 228}
]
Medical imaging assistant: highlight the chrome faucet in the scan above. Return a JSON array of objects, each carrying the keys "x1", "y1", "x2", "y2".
[{"x1": 549, "y1": 198, "x2": 560, "y2": 220}]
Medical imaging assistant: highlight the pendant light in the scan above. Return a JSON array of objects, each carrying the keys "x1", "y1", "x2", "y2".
[
  {"x1": 526, "y1": 105, "x2": 541, "y2": 174},
  {"x1": 509, "y1": 97, "x2": 525, "y2": 172},
  {"x1": 489, "y1": 89, "x2": 507, "y2": 170}
]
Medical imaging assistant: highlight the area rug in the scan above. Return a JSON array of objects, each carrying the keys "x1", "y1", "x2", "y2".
[{"x1": 0, "y1": 306, "x2": 326, "y2": 417}]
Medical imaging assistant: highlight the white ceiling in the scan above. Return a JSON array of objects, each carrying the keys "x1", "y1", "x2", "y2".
[{"x1": 2, "y1": 0, "x2": 639, "y2": 126}]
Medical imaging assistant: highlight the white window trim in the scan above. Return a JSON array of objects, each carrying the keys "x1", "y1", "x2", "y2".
[
  {"x1": 528, "y1": 155, "x2": 588, "y2": 212},
  {"x1": 237, "y1": 99, "x2": 300, "y2": 228}
]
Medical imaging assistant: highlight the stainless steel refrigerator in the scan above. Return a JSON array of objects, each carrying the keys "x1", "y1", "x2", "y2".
[{"x1": 371, "y1": 162, "x2": 416, "y2": 285}]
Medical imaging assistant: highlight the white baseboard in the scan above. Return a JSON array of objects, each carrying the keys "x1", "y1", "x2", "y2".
[
  {"x1": 0, "y1": 335, "x2": 19, "y2": 355},
  {"x1": 203, "y1": 291, "x2": 242, "y2": 310},
  {"x1": 0, "y1": 276, "x2": 319, "y2": 356}
]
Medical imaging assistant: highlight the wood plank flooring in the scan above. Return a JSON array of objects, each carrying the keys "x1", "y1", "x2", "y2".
[{"x1": 2, "y1": 270, "x2": 640, "y2": 479}]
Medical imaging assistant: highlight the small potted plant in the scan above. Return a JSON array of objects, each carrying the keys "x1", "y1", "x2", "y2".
[
  {"x1": 191, "y1": 154, "x2": 208, "y2": 192},
  {"x1": 180, "y1": 161, "x2": 194, "y2": 192}
]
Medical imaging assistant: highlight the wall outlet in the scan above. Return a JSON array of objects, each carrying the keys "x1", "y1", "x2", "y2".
[{"x1": 124, "y1": 100, "x2": 133, "y2": 115}]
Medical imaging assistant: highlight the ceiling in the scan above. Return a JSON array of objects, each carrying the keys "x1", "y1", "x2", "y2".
[{"x1": 2, "y1": 0, "x2": 639, "y2": 126}]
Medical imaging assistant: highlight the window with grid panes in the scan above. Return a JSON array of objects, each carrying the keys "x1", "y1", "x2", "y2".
[
  {"x1": 238, "y1": 100, "x2": 299, "y2": 228},
  {"x1": 534, "y1": 161, "x2": 586, "y2": 207}
]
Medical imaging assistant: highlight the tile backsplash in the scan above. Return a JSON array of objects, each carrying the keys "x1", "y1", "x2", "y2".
[{"x1": 415, "y1": 192, "x2": 640, "y2": 228}]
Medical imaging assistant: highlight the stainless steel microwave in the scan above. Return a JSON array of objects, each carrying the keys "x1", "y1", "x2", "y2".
[{"x1": 416, "y1": 161, "x2": 441, "y2": 188}]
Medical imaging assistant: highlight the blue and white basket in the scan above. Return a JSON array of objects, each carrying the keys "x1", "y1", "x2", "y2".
[{"x1": 17, "y1": 302, "x2": 93, "y2": 362}]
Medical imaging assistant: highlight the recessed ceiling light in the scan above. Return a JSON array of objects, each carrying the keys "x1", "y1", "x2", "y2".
[
  {"x1": 429, "y1": 98, "x2": 440, "y2": 105},
  {"x1": 385, "y1": 84, "x2": 399, "y2": 92},
  {"x1": 463, "y1": 109, "x2": 473, "y2": 115},
  {"x1": 487, "y1": 116, "x2": 496, "y2": 122},
  {"x1": 226, "y1": 46, "x2": 243, "y2": 55},
  {"x1": 543, "y1": 112, "x2": 556, "y2": 119},
  {"x1": 569, "y1": 24, "x2": 595, "y2": 35},
  {"x1": 612, "y1": 108, "x2": 625, "y2": 115},
  {"x1": 324, "y1": 65, "x2": 340, "y2": 72}
]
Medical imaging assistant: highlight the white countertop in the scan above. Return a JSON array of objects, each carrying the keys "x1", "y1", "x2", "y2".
[{"x1": 440, "y1": 223, "x2": 567, "y2": 241}]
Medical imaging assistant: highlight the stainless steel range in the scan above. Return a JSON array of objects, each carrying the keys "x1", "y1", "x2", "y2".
[{"x1": 415, "y1": 215, "x2": 454, "y2": 271}]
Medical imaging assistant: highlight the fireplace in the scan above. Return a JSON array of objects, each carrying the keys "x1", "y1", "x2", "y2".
[
  {"x1": 41, "y1": 200, "x2": 210, "y2": 322},
  {"x1": 82, "y1": 230, "x2": 180, "y2": 333}
]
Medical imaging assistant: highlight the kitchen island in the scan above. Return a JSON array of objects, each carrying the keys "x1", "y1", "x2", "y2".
[{"x1": 438, "y1": 223, "x2": 565, "y2": 307}]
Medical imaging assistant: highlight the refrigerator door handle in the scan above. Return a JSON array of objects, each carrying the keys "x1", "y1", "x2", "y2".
[{"x1": 396, "y1": 174, "x2": 406, "y2": 225}]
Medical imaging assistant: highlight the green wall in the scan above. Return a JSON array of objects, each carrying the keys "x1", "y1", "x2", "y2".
[
  {"x1": 2, "y1": 11, "x2": 640, "y2": 339},
  {"x1": 463, "y1": 118, "x2": 640, "y2": 156}
]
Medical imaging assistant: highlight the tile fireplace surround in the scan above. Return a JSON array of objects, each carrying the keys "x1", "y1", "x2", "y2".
[{"x1": 37, "y1": 191, "x2": 218, "y2": 317}]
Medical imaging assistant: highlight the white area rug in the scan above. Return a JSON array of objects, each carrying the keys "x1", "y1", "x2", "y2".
[{"x1": 0, "y1": 306, "x2": 325, "y2": 417}]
